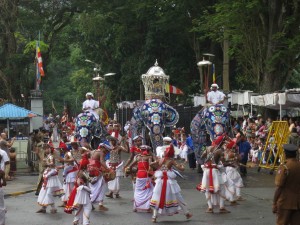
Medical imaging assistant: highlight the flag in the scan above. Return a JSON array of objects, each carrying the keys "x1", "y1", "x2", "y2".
[
  {"x1": 165, "y1": 84, "x2": 184, "y2": 95},
  {"x1": 36, "y1": 46, "x2": 45, "y2": 76},
  {"x1": 212, "y1": 64, "x2": 216, "y2": 83}
]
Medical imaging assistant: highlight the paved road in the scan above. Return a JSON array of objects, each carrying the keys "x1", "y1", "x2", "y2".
[{"x1": 3, "y1": 166, "x2": 276, "y2": 225}]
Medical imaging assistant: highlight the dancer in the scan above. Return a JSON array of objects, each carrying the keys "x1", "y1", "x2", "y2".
[
  {"x1": 72, "y1": 174, "x2": 92, "y2": 225},
  {"x1": 89, "y1": 143, "x2": 111, "y2": 211},
  {"x1": 60, "y1": 144, "x2": 78, "y2": 207},
  {"x1": 37, "y1": 143, "x2": 64, "y2": 213},
  {"x1": 124, "y1": 135, "x2": 143, "y2": 189},
  {"x1": 106, "y1": 136, "x2": 128, "y2": 198},
  {"x1": 150, "y1": 144, "x2": 192, "y2": 223},
  {"x1": 199, "y1": 137, "x2": 230, "y2": 214},
  {"x1": 223, "y1": 140, "x2": 244, "y2": 205},
  {"x1": 126, "y1": 145, "x2": 154, "y2": 212}
]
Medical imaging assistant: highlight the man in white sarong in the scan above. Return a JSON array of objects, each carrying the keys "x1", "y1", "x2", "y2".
[
  {"x1": 89, "y1": 143, "x2": 111, "y2": 211},
  {"x1": 82, "y1": 92, "x2": 100, "y2": 120}
]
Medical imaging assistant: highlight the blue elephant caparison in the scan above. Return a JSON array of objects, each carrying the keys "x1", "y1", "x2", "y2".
[{"x1": 130, "y1": 99, "x2": 179, "y2": 153}]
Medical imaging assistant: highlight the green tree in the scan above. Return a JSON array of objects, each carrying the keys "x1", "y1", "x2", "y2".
[{"x1": 195, "y1": 0, "x2": 300, "y2": 92}]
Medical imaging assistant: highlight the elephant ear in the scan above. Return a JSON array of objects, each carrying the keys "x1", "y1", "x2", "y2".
[{"x1": 164, "y1": 105, "x2": 179, "y2": 127}]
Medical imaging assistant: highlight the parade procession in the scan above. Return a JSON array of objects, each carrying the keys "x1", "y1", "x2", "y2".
[{"x1": 1, "y1": 1, "x2": 300, "y2": 225}]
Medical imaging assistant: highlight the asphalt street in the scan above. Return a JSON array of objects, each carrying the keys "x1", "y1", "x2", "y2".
[{"x1": 3, "y1": 165, "x2": 276, "y2": 225}]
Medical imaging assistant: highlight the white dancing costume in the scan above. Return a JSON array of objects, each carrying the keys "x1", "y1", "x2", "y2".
[
  {"x1": 90, "y1": 176, "x2": 107, "y2": 205},
  {"x1": 150, "y1": 169, "x2": 188, "y2": 216},
  {"x1": 73, "y1": 185, "x2": 92, "y2": 225},
  {"x1": 37, "y1": 155, "x2": 64, "y2": 207}
]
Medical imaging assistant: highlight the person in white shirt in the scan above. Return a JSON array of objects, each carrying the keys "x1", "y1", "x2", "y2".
[
  {"x1": 207, "y1": 83, "x2": 225, "y2": 105},
  {"x1": 82, "y1": 92, "x2": 100, "y2": 120}
]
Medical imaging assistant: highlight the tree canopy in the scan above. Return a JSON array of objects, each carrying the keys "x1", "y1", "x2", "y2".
[{"x1": 0, "y1": 0, "x2": 299, "y2": 115}]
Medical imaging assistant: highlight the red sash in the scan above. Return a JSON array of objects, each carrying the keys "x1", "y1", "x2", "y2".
[
  {"x1": 204, "y1": 162, "x2": 217, "y2": 193},
  {"x1": 66, "y1": 166, "x2": 78, "y2": 175},
  {"x1": 158, "y1": 171, "x2": 168, "y2": 210},
  {"x1": 64, "y1": 183, "x2": 78, "y2": 214}
]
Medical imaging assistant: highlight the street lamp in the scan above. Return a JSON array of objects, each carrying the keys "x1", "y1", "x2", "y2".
[
  {"x1": 197, "y1": 57, "x2": 212, "y2": 95},
  {"x1": 85, "y1": 59, "x2": 116, "y2": 107}
]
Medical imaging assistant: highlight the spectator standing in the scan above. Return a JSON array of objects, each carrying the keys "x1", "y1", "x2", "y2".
[
  {"x1": 236, "y1": 132, "x2": 251, "y2": 176},
  {"x1": 288, "y1": 128, "x2": 300, "y2": 160}
]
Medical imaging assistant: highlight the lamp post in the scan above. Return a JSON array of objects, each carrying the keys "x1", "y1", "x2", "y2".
[
  {"x1": 197, "y1": 57, "x2": 212, "y2": 95},
  {"x1": 86, "y1": 59, "x2": 115, "y2": 107}
]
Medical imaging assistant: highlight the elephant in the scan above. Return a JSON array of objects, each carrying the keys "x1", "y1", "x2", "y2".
[
  {"x1": 75, "y1": 110, "x2": 109, "y2": 148},
  {"x1": 130, "y1": 98, "x2": 179, "y2": 153},
  {"x1": 190, "y1": 104, "x2": 231, "y2": 167}
]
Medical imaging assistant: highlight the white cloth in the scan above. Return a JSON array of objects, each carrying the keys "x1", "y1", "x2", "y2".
[
  {"x1": 200, "y1": 165, "x2": 221, "y2": 193},
  {"x1": 37, "y1": 169, "x2": 63, "y2": 206},
  {"x1": 74, "y1": 185, "x2": 91, "y2": 205},
  {"x1": 156, "y1": 146, "x2": 168, "y2": 158},
  {"x1": 224, "y1": 166, "x2": 243, "y2": 202},
  {"x1": 90, "y1": 176, "x2": 107, "y2": 204},
  {"x1": 179, "y1": 144, "x2": 188, "y2": 161},
  {"x1": 82, "y1": 99, "x2": 100, "y2": 120},
  {"x1": 73, "y1": 186, "x2": 92, "y2": 225},
  {"x1": 287, "y1": 93, "x2": 300, "y2": 104},
  {"x1": 133, "y1": 177, "x2": 154, "y2": 211},
  {"x1": 231, "y1": 92, "x2": 239, "y2": 105},
  {"x1": 0, "y1": 149, "x2": 9, "y2": 170},
  {"x1": 278, "y1": 93, "x2": 286, "y2": 105},
  {"x1": 0, "y1": 188, "x2": 5, "y2": 225},
  {"x1": 193, "y1": 96, "x2": 206, "y2": 107},
  {"x1": 251, "y1": 95, "x2": 265, "y2": 106},
  {"x1": 207, "y1": 90, "x2": 225, "y2": 104},
  {"x1": 150, "y1": 170, "x2": 182, "y2": 215},
  {"x1": 107, "y1": 161, "x2": 124, "y2": 193},
  {"x1": 263, "y1": 94, "x2": 275, "y2": 106}
]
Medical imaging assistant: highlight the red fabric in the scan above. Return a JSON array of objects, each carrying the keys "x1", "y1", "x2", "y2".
[
  {"x1": 88, "y1": 159, "x2": 101, "y2": 177},
  {"x1": 64, "y1": 183, "x2": 78, "y2": 214},
  {"x1": 226, "y1": 140, "x2": 235, "y2": 149},
  {"x1": 204, "y1": 162, "x2": 217, "y2": 193},
  {"x1": 137, "y1": 161, "x2": 149, "y2": 178},
  {"x1": 66, "y1": 166, "x2": 78, "y2": 175},
  {"x1": 164, "y1": 144, "x2": 174, "y2": 158},
  {"x1": 59, "y1": 141, "x2": 68, "y2": 151},
  {"x1": 212, "y1": 135, "x2": 225, "y2": 147},
  {"x1": 158, "y1": 171, "x2": 168, "y2": 210},
  {"x1": 79, "y1": 154, "x2": 89, "y2": 170},
  {"x1": 112, "y1": 131, "x2": 119, "y2": 139},
  {"x1": 130, "y1": 146, "x2": 142, "y2": 154}
]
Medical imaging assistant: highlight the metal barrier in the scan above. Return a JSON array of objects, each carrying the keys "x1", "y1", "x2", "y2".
[{"x1": 258, "y1": 121, "x2": 290, "y2": 174}]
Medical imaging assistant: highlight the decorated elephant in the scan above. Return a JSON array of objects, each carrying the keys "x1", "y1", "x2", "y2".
[
  {"x1": 75, "y1": 110, "x2": 109, "y2": 148},
  {"x1": 190, "y1": 104, "x2": 231, "y2": 164},
  {"x1": 130, "y1": 98, "x2": 179, "y2": 152}
]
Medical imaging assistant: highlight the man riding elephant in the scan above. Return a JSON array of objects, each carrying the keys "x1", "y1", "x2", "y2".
[
  {"x1": 207, "y1": 83, "x2": 225, "y2": 105},
  {"x1": 82, "y1": 92, "x2": 99, "y2": 120}
]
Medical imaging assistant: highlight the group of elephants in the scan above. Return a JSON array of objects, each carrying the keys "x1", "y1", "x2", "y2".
[{"x1": 76, "y1": 99, "x2": 231, "y2": 160}]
